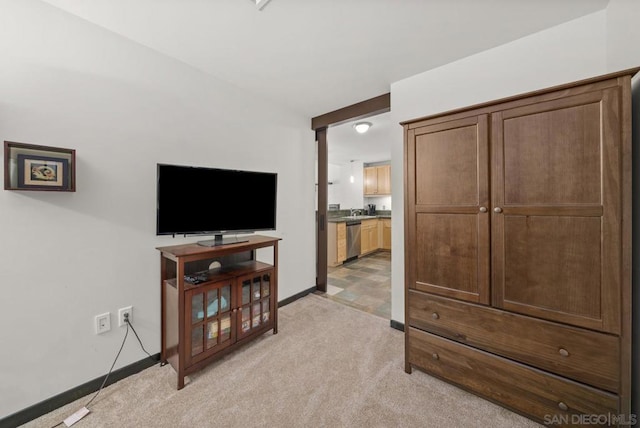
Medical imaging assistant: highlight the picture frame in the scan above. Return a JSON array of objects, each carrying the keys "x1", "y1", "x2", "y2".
[{"x1": 4, "y1": 141, "x2": 76, "y2": 191}]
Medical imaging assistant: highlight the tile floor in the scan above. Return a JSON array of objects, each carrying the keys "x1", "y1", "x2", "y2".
[{"x1": 317, "y1": 251, "x2": 391, "y2": 319}]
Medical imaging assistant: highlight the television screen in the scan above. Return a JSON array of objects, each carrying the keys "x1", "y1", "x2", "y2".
[{"x1": 156, "y1": 164, "x2": 277, "y2": 236}]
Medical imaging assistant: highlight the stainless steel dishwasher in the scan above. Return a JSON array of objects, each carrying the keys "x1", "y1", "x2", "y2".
[{"x1": 346, "y1": 220, "x2": 361, "y2": 261}]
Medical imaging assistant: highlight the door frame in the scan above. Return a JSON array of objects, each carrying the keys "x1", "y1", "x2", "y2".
[{"x1": 311, "y1": 93, "x2": 390, "y2": 292}]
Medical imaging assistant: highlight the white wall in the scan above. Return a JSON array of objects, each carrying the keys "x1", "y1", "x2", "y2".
[
  {"x1": 339, "y1": 161, "x2": 364, "y2": 210},
  {"x1": 0, "y1": 0, "x2": 315, "y2": 418},
  {"x1": 389, "y1": 11, "x2": 608, "y2": 323},
  {"x1": 327, "y1": 163, "x2": 342, "y2": 206},
  {"x1": 605, "y1": 0, "x2": 640, "y2": 414},
  {"x1": 606, "y1": 0, "x2": 640, "y2": 72},
  {"x1": 364, "y1": 196, "x2": 391, "y2": 211},
  {"x1": 325, "y1": 161, "x2": 364, "y2": 211}
]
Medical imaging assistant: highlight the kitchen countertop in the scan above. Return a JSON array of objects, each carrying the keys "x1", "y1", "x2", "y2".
[{"x1": 328, "y1": 215, "x2": 391, "y2": 223}]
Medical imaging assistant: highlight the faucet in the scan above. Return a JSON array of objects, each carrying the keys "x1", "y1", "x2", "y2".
[{"x1": 350, "y1": 208, "x2": 361, "y2": 217}]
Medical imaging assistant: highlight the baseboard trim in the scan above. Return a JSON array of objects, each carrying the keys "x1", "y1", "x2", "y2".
[
  {"x1": 1, "y1": 353, "x2": 160, "y2": 428},
  {"x1": 278, "y1": 285, "x2": 317, "y2": 308},
  {"x1": 4, "y1": 285, "x2": 320, "y2": 427},
  {"x1": 390, "y1": 319, "x2": 405, "y2": 332}
]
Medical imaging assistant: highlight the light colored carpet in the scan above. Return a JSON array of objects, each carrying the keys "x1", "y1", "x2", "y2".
[{"x1": 24, "y1": 295, "x2": 541, "y2": 428}]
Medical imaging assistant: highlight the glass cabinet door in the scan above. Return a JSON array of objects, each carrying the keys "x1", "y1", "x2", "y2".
[
  {"x1": 186, "y1": 279, "x2": 235, "y2": 363},
  {"x1": 237, "y1": 269, "x2": 273, "y2": 339}
]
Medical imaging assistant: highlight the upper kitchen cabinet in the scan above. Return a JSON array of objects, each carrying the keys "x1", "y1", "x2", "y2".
[{"x1": 363, "y1": 164, "x2": 391, "y2": 196}]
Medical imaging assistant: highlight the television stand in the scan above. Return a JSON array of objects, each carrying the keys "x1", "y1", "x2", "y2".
[
  {"x1": 158, "y1": 235, "x2": 281, "y2": 389},
  {"x1": 197, "y1": 234, "x2": 249, "y2": 247}
]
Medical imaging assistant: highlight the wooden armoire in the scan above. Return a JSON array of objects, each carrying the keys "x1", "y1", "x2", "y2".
[{"x1": 403, "y1": 68, "x2": 637, "y2": 426}]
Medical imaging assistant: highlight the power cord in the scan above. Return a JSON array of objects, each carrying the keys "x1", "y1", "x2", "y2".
[
  {"x1": 124, "y1": 314, "x2": 156, "y2": 363},
  {"x1": 50, "y1": 313, "x2": 156, "y2": 428}
]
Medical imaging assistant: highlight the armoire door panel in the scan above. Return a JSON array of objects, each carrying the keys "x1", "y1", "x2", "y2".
[
  {"x1": 501, "y1": 215, "x2": 602, "y2": 323},
  {"x1": 408, "y1": 115, "x2": 490, "y2": 304},
  {"x1": 414, "y1": 212, "x2": 489, "y2": 303},
  {"x1": 492, "y1": 87, "x2": 621, "y2": 334},
  {"x1": 414, "y1": 125, "x2": 479, "y2": 206},
  {"x1": 502, "y1": 101, "x2": 602, "y2": 206}
]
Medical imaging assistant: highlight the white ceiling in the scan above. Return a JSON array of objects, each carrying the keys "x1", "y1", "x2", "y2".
[
  {"x1": 40, "y1": 0, "x2": 609, "y2": 164},
  {"x1": 328, "y1": 112, "x2": 395, "y2": 165}
]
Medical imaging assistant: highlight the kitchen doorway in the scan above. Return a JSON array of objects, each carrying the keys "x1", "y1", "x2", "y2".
[{"x1": 312, "y1": 94, "x2": 392, "y2": 319}]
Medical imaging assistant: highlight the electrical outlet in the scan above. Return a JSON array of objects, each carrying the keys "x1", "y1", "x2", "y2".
[
  {"x1": 118, "y1": 306, "x2": 132, "y2": 327},
  {"x1": 95, "y1": 313, "x2": 111, "y2": 334}
]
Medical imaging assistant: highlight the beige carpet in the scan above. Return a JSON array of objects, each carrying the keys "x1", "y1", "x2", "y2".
[{"x1": 24, "y1": 295, "x2": 541, "y2": 428}]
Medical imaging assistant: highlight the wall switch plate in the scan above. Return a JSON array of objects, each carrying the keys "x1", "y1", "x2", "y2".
[
  {"x1": 95, "y1": 313, "x2": 110, "y2": 334},
  {"x1": 118, "y1": 306, "x2": 132, "y2": 327}
]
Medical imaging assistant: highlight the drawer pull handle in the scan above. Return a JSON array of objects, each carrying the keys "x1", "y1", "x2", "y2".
[
  {"x1": 493, "y1": 207, "x2": 503, "y2": 213},
  {"x1": 432, "y1": 353, "x2": 439, "y2": 360},
  {"x1": 432, "y1": 312, "x2": 439, "y2": 320},
  {"x1": 558, "y1": 348, "x2": 569, "y2": 357},
  {"x1": 558, "y1": 402, "x2": 568, "y2": 411},
  {"x1": 479, "y1": 206, "x2": 487, "y2": 213}
]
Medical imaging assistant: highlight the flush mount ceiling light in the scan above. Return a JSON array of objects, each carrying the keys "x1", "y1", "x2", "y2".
[{"x1": 353, "y1": 122, "x2": 372, "y2": 134}]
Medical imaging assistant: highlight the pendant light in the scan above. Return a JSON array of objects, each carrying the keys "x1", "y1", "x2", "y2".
[{"x1": 349, "y1": 160, "x2": 355, "y2": 183}]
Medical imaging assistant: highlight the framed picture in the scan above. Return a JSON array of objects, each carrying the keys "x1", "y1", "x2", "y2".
[
  {"x1": 4, "y1": 141, "x2": 76, "y2": 191},
  {"x1": 17, "y1": 154, "x2": 69, "y2": 189}
]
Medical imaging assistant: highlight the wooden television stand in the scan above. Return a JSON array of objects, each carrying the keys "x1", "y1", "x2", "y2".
[{"x1": 157, "y1": 235, "x2": 280, "y2": 389}]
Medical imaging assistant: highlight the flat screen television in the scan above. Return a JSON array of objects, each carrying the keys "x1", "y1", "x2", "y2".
[{"x1": 157, "y1": 163, "x2": 277, "y2": 246}]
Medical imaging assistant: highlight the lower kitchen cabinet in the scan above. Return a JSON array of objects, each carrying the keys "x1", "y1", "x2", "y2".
[
  {"x1": 361, "y1": 219, "x2": 379, "y2": 255},
  {"x1": 381, "y1": 219, "x2": 391, "y2": 250},
  {"x1": 328, "y1": 222, "x2": 347, "y2": 266}
]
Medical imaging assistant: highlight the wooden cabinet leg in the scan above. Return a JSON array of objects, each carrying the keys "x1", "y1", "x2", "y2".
[{"x1": 177, "y1": 374, "x2": 185, "y2": 390}]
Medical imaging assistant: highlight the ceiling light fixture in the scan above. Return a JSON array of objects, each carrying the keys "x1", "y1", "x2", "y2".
[{"x1": 353, "y1": 122, "x2": 372, "y2": 134}]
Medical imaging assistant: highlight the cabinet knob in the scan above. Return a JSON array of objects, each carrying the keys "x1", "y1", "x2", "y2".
[
  {"x1": 432, "y1": 353, "x2": 439, "y2": 360},
  {"x1": 493, "y1": 207, "x2": 503, "y2": 213},
  {"x1": 479, "y1": 206, "x2": 488, "y2": 213},
  {"x1": 558, "y1": 348, "x2": 569, "y2": 357},
  {"x1": 558, "y1": 402, "x2": 569, "y2": 411},
  {"x1": 432, "y1": 312, "x2": 439, "y2": 320}
]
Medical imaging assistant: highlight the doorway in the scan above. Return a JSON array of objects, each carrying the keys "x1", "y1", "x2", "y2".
[{"x1": 312, "y1": 94, "x2": 391, "y2": 318}]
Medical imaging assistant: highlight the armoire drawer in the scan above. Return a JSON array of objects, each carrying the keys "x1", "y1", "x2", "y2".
[
  {"x1": 408, "y1": 328, "x2": 619, "y2": 426},
  {"x1": 408, "y1": 290, "x2": 619, "y2": 392}
]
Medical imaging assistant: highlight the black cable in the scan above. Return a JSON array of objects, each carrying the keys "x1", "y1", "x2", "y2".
[
  {"x1": 47, "y1": 316, "x2": 155, "y2": 427},
  {"x1": 85, "y1": 323, "x2": 129, "y2": 408},
  {"x1": 125, "y1": 317, "x2": 156, "y2": 363},
  {"x1": 49, "y1": 325, "x2": 129, "y2": 428}
]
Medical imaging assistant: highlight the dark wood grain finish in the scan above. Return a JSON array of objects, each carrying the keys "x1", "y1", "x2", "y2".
[
  {"x1": 617, "y1": 76, "x2": 633, "y2": 417},
  {"x1": 404, "y1": 68, "x2": 637, "y2": 423},
  {"x1": 408, "y1": 291, "x2": 620, "y2": 392},
  {"x1": 408, "y1": 115, "x2": 490, "y2": 304},
  {"x1": 502, "y1": 215, "x2": 604, "y2": 328},
  {"x1": 408, "y1": 328, "x2": 619, "y2": 427},
  {"x1": 492, "y1": 87, "x2": 622, "y2": 334},
  {"x1": 316, "y1": 127, "x2": 328, "y2": 292},
  {"x1": 414, "y1": 213, "x2": 481, "y2": 299},
  {"x1": 414, "y1": 122, "x2": 480, "y2": 206},
  {"x1": 501, "y1": 96, "x2": 602, "y2": 205},
  {"x1": 311, "y1": 93, "x2": 390, "y2": 130},
  {"x1": 159, "y1": 236, "x2": 280, "y2": 389},
  {"x1": 401, "y1": 66, "x2": 640, "y2": 128}
]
